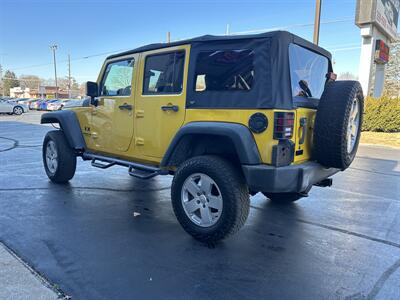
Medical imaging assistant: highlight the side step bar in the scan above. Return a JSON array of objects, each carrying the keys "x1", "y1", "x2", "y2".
[{"x1": 83, "y1": 153, "x2": 168, "y2": 179}]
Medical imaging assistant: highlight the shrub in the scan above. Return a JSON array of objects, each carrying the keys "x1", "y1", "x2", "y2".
[{"x1": 362, "y1": 96, "x2": 400, "y2": 132}]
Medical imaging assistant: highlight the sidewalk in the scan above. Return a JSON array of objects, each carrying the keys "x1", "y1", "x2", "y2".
[{"x1": 0, "y1": 242, "x2": 60, "y2": 300}]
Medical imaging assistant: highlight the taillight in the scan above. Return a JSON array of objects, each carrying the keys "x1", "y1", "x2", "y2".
[{"x1": 274, "y1": 112, "x2": 295, "y2": 139}]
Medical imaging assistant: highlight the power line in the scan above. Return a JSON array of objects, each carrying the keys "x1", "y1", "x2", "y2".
[
  {"x1": 230, "y1": 18, "x2": 353, "y2": 35},
  {"x1": 2, "y1": 77, "x2": 41, "y2": 81},
  {"x1": 8, "y1": 48, "x2": 132, "y2": 72},
  {"x1": 5, "y1": 18, "x2": 354, "y2": 73},
  {"x1": 329, "y1": 46, "x2": 361, "y2": 52}
]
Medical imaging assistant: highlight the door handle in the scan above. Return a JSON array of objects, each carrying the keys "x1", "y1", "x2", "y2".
[
  {"x1": 161, "y1": 105, "x2": 179, "y2": 112},
  {"x1": 299, "y1": 117, "x2": 307, "y2": 145},
  {"x1": 119, "y1": 103, "x2": 133, "y2": 110}
]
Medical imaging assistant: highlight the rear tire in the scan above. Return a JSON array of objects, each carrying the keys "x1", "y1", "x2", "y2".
[
  {"x1": 171, "y1": 155, "x2": 249, "y2": 243},
  {"x1": 42, "y1": 130, "x2": 76, "y2": 183},
  {"x1": 13, "y1": 106, "x2": 23, "y2": 115},
  {"x1": 314, "y1": 81, "x2": 363, "y2": 170}
]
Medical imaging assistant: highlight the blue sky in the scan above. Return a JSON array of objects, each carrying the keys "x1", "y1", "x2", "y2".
[{"x1": 0, "y1": 0, "x2": 370, "y2": 83}]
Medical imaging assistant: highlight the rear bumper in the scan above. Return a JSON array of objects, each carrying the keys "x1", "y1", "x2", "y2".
[{"x1": 242, "y1": 161, "x2": 339, "y2": 193}]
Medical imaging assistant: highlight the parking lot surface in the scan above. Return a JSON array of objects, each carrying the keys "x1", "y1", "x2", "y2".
[{"x1": 0, "y1": 117, "x2": 399, "y2": 300}]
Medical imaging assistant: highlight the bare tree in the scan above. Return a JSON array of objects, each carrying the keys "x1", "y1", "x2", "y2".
[
  {"x1": 19, "y1": 75, "x2": 41, "y2": 90},
  {"x1": 338, "y1": 72, "x2": 357, "y2": 81},
  {"x1": 109, "y1": 67, "x2": 132, "y2": 90}
]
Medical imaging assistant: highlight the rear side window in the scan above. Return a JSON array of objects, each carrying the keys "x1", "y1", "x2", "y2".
[
  {"x1": 289, "y1": 44, "x2": 328, "y2": 99},
  {"x1": 100, "y1": 59, "x2": 134, "y2": 96},
  {"x1": 194, "y1": 49, "x2": 254, "y2": 92},
  {"x1": 143, "y1": 51, "x2": 185, "y2": 95}
]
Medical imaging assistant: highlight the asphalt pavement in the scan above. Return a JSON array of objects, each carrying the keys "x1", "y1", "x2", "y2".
[{"x1": 0, "y1": 115, "x2": 399, "y2": 300}]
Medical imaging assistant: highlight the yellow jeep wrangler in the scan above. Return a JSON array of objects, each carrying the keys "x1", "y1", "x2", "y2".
[{"x1": 41, "y1": 31, "x2": 363, "y2": 242}]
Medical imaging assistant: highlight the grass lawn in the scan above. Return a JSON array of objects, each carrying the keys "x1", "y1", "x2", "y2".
[{"x1": 360, "y1": 132, "x2": 400, "y2": 148}]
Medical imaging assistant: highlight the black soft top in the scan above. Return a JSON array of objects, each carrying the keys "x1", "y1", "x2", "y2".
[
  {"x1": 107, "y1": 31, "x2": 332, "y2": 110},
  {"x1": 107, "y1": 31, "x2": 331, "y2": 60}
]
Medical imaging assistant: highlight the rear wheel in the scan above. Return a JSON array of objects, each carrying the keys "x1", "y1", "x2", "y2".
[
  {"x1": 42, "y1": 130, "x2": 76, "y2": 183},
  {"x1": 13, "y1": 106, "x2": 23, "y2": 115},
  {"x1": 171, "y1": 155, "x2": 249, "y2": 243}
]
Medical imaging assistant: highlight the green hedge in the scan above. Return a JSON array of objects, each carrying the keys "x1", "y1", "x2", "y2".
[{"x1": 362, "y1": 96, "x2": 400, "y2": 132}]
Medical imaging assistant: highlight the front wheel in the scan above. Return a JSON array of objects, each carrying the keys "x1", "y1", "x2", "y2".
[
  {"x1": 171, "y1": 155, "x2": 250, "y2": 243},
  {"x1": 42, "y1": 130, "x2": 77, "y2": 183}
]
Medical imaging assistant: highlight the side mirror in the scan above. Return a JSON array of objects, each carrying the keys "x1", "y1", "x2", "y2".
[{"x1": 85, "y1": 81, "x2": 99, "y2": 105}]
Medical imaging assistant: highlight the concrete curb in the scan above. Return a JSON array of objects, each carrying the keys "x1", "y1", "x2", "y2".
[{"x1": 0, "y1": 242, "x2": 69, "y2": 300}]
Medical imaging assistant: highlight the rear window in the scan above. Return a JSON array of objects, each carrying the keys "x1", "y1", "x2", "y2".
[
  {"x1": 194, "y1": 49, "x2": 254, "y2": 92},
  {"x1": 289, "y1": 44, "x2": 328, "y2": 99}
]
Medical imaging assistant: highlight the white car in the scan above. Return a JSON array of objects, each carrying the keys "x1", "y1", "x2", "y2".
[
  {"x1": 0, "y1": 99, "x2": 29, "y2": 115},
  {"x1": 62, "y1": 99, "x2": 85, "y2": 108},
  {"x1": 47, "y1": 100, "x2": 66, "y2": 111}
]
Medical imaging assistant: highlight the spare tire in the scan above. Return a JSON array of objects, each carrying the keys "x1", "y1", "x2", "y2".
[{"x1": 314, "y1": 81, "x2": 364, "y2": 170}]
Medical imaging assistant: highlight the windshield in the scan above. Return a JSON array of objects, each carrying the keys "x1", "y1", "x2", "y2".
[{"x1": 289, "y1": 43, "x2": 329, "y2": 99}]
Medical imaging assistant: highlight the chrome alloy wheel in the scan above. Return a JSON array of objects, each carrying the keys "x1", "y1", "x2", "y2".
[
  {"x1": 181, "y1": 173, "x2": 223, "y2": 227},
  {"x1": 347, "y1": 97, "x2": 360, "y2": 154},
  {"x1": 13, "y1": 106, "x2": 23, "y2": 115},
  {"x1": 45, "y1": 140, "x2": 58, "y2": 174}
]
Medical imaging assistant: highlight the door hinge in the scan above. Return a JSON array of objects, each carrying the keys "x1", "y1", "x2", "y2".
[{"x1": 135, "y1": 137, "x2": 144, "y2": 145}]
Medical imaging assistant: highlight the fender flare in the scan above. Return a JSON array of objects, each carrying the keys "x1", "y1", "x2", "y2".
[
  {"x1": 160, "y1": 122, "x2": 261, "y2": 167},
  {"x1": 41, "y1": 110, "x2": 86, "y2": 150}
]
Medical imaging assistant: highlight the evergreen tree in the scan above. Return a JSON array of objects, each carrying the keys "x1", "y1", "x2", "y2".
[{"x1": 3, "y1": 70, "x2": 19, "y2": 96}]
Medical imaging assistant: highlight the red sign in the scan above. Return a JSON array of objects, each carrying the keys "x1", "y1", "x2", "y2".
[{"x1": 374, "y1": 39, "x2": 390, "y2": 64}]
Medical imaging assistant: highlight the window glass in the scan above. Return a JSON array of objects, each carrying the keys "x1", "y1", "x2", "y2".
[
  {"x1": 101, "y1": 59, "x2": 134, "y2": 96},
  {"x1": 194, "y1": 49, "x2": 254, "y2": 92},
  {"x1": 143, "y1": 51, "x2": 185, "y2": 94},
  {"x1": 289, "y1": 44, "x2": 328, "y2": 99}
]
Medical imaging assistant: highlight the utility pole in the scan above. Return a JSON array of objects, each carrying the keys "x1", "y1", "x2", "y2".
[
  {"x1": 50, "y1": 44, "x2": 58, "y2": 98},
  {"x1": 313, "y1": 0, "x2": 322, "y2": 45},
  {"x1": 167, "y1": 32, "x2": 171, "y2": 43},
  {"x1": 0, "y1": 54, "x2": 5, "y2": 97},
  {"x1": 226, "y1": 24, "x2": 230, "y2": 35},
  {"x1": 0, "y1": 64, "x2": 3, "y2": 97},
  {"x1": 68, "y1": 54, "x2": 71, "y2": 99}
]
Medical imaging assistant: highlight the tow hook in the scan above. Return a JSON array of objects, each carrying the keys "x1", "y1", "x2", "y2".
[{"x1": 314, "y1": 178, "x2": 333, "y2": 188}]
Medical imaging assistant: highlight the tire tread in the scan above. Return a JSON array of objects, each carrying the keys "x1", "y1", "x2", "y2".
[
  {"x1": 314, "y1": 81, "x2": 364, "y2": 169},
  {"x1": 42, "y1": 130, "x2": 76, "y2": 183},
  {"x1": 171, "y1": 155, "x2": 249, "y2": 242}
]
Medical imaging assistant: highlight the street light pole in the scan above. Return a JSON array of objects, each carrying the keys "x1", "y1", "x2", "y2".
[
  {"x1": 68, "y1": 53, "x2": 71, "y2": 99},
  {"x1": 313, "y1": 0, "x2": 322, "y2": 45},
  {"x1": 0, "y1": 64, "x2": 3, "y2": 97},
  {"x1": 50, "y1": 44, "x2": 58, "y2": 98}
]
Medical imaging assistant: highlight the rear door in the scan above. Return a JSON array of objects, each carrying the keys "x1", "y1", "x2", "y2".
[
  {"x1": 288, "y1": 43, "x2": 329, "y2": 163},
  {"x1": 0, "y1": 100, "x2": 13, "y2": 113},
  {"x1": 91, "y1": 54, "x2": 138, "y2": 154},
  {"x1": 134, "y1": 45, "x2": 189, "y2": 159}
]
